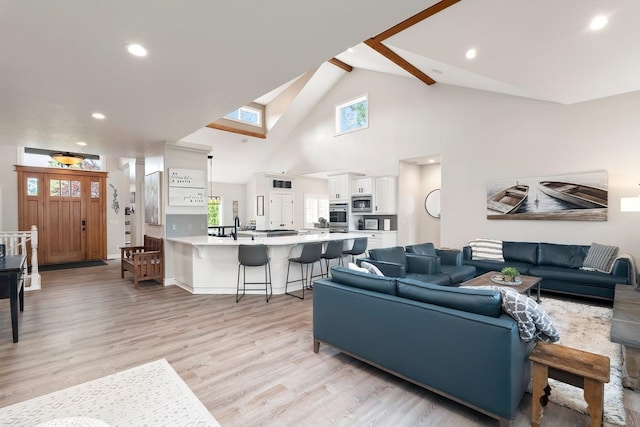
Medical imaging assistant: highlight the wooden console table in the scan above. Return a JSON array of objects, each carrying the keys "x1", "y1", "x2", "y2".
[
  {"x1": 611, "y1": 283, "x2": 640, "y2": 389},
  {"x1": 0, "y1": 254, "x2": 27, "y2": 343}
]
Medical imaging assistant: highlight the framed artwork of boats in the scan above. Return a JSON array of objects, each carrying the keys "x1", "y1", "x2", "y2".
[{"x1": 487, "y1": 171, "x2": 608, "y2": 221}]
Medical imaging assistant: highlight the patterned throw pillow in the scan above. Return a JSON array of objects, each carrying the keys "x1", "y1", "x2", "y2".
[
  {"x1": 360, "y1": 261, "x2": 384, "y2": 276},
  {"x1": 582, "y1": 242, "x2": 619, "y2": 273},
  {"x1": 469, "y1": 239, "x2": 504, "y2": 261},
  {"x1": 500, "y1": 289, "x2": 559, "y2": 343}
]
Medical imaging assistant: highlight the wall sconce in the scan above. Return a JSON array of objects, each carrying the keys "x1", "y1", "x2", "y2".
[
  {"x1": 51, "y1": 152, "x2": 85, "y2": 166},
  {"x1": 621, "y1": 196, "x2": 640, "y2": 212}
]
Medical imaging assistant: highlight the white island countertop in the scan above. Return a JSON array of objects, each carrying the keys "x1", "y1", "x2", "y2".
[
  {"x1": 167, "y1": 232, "x2": 367, "y2": 295},
  {"x1": 167, "y1": 232, "x2": 365, "y2": 247}
]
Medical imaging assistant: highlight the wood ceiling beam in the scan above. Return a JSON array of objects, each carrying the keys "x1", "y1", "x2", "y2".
[
  {"x1": 364, "y1": 39, "x2": 436, "y2": 86},
  {"x1": 328, "y1": 58, "x2": 353, "y2": 72},
  {"x1": 373, "y1": 0, "x2": 462, "y2": 42},
  {"x1": 364, "y1": 0, "x2": 462, "y2": 87},
  {"x1": 206, "y1": 123, "x2": 267, "y2": 139}
]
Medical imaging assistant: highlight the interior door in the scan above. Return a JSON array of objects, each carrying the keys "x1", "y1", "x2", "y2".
[
  {"x1": 17, "y1": 166, "x2": 107, "y2": 265},
  {"x1": 44, "y1": 174, "x2": 85, "y2": 263}
]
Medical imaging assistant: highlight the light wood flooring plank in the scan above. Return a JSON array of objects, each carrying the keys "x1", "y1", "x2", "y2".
[{"x1": 1, "y1": 260, "x2": 638, "y2": 426}]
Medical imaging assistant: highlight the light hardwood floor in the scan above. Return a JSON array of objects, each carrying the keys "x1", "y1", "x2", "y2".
[{"x1": 1, "y1": 260, "x2": 639, "y2": 426}]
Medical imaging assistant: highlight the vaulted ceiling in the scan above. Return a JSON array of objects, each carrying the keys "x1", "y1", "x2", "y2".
[{"x1": 1, "y1": 1, "x2": 638, "y2": 178}]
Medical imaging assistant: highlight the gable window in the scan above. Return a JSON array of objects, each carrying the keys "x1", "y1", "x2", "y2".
[
  {"x1": 208, "y1": 196, "x2": 222, "y2": 226},
  {"x1": 335, "y1": 94, "x2": 368, "y2": 135},
  {"x1": 225, "y1": 105, "x2": 262, "y2": 127}
]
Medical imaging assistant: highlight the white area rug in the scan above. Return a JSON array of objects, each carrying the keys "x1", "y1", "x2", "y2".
[
  {"x1": 0, "y1": 359, "x2": 221, "y2": 427},
  {"x1": 540, "y1": 297, "x2": 625, "y2": 425}
]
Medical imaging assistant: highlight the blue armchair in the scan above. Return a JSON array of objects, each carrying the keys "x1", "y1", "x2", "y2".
[
  {"x1": 362, "y1": 246, "x2": 451, "y2": 286},
  {"x1": 406, "y1": 242, "x2": 476, "y2": 284}
]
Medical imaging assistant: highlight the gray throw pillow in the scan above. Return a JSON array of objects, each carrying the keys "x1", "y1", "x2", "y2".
[
  {"x1": 582, "y1": 242, "x2": 619, "y2": 273},
  {"x1": 500, "y1": 289, "x2": 559, "y2": 343}
]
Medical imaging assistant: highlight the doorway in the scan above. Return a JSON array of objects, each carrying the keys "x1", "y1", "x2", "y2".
[
  {"x1": 16, "y1": 166, "x2": 107, "y2": 265},
  {"x1": 398, "y1": 155, "x2": 442, "y2": 247}
]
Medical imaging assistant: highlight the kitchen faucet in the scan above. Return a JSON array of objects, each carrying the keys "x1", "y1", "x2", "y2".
[{"x1": 232, "y1": 216, "x2": 240, "y2": 240}]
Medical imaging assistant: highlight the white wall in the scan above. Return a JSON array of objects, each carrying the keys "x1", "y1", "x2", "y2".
[
  {"x1": 106, "y1": 165, "x2": 126, "y2": 258},
  {"x1": 261, "y1": 69, "x2": 640, "y2": 260},
  {"x1": 0, "y1": 145, "x2": 18, "y2": 231}
]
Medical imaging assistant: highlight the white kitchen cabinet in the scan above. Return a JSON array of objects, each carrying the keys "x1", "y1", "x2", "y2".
[
  {"x1": 374, "y1": 176, "x2": 397, "y2": 214},
  {"x1": 352, "y1": 177, "x2": 373, "y2": 195},
  {"x1": 328, "y1": 174, "x2": 351, "y2": 202},
  {"x1": 269, "y1": 192, "x2": 294, "y2": 229},
  {"x1": 352, "y1": 230, "x2": 397, "y2": 252}
]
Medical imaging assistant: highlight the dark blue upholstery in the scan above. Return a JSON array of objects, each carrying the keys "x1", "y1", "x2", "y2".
[
  {"x1": 462, "y1": 241, "x2": 631, "y2": 300},
  {"x1": 537, "y1": 243, "x2": 587, "y2": 268},
  {"x1": 406, "y1": 243, "x2": 475, "y2": 284},
  {"x1": 396, "y1": 278, "x2": 502, "y2": 318},
  {"x1": 313, "y1": 270, "x2": 535, "y2": 424},
  {"x1": 330, "y1": 266, "x2": 397, "y2": 295}
]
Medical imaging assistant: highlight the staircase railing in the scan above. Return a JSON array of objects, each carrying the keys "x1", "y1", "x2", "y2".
[{"x1": 0, "y1": 225, "x2": 40, "y2": 290}]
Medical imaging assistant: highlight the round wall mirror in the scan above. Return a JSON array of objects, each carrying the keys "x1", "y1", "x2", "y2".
[{"x1": 425, "y1": 189, "x2": 441, "y2": 219}]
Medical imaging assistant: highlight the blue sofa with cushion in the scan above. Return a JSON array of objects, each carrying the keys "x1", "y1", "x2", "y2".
[
  {"x1": 313, "y1": 266, "x2": 535, "y2": 426},
  {"x1": 361, "y1": 245, "x2": 475, "y2": 286},
  {"x1": 462, "y1": 241, "x2": 631, "y2": 300}
]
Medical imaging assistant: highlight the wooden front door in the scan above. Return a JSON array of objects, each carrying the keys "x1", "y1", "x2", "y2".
[{"x1": 16, "y1": 166, "x2": 107, "y2": 265}]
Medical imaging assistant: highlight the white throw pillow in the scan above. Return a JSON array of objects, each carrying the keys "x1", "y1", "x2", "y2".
[
  {"x1": 582, "y1": 242, "x2": 619, "y2": 273},
  {"x1": 469, "y1": 239, "x2": 504, "y2": 261},
  {"x1": 347, "y1": 262, "x2": 370, "y2": 274},
  {"x1": 360, "y1": 261, "x2": 384, "y2": 276}
]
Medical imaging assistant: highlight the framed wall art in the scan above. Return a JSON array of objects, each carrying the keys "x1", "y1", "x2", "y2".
[
  {"x1": 144, "y1": 171, "x2": 162, "y2": 225},
  {"x1": 487, "y1": 170, "x2": 608, "y2": 221}
]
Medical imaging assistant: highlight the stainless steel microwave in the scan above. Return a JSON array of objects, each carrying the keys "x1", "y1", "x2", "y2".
[{"x1": 352, "y1": 196, "x2": 373, "y2": 213}]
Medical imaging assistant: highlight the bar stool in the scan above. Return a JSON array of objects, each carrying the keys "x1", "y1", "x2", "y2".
[
  {"x1": 320, "y1": 239, "x2": 344, "y2": 277},
  {"x1": 342, "y1": 237, "x2": 368, "y2": 263},
  {"x1": 237, "y1": 244, "x2": 272, "y2": 303},
  {"x1": 285, "y1": 241, "x2": 323, "y2": 299}
]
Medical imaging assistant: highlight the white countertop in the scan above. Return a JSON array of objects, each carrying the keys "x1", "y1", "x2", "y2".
[
  {"x1": 351, "y1": 229, "x2": 398, "y2": 233},
  {"x1": 168, "y1": 232, "x2": 364, "y2": 247}
]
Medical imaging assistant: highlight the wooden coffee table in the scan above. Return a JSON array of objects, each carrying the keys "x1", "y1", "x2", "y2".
[{"x1": 461, "y1": 271, "x2": 542, "y2": 302}]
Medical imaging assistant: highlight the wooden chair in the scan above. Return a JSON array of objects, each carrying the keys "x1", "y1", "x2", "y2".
[{"x1": 120, "y1": 235, "x2": 164, "y2": 288}]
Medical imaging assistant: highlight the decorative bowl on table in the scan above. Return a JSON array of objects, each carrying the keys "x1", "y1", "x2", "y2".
[{"x1": 490, "y1": 274, "x2": 523, "y2": 285}]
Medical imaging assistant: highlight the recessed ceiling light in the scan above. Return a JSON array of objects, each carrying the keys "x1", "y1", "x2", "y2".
[
  {"x1": 428, "y1": 159, "x2": 435, "y2": 163},
  {"x1": 431, "y1": 69, "x2": 443, "y2": 74},
  {"x1": 347, "y1": 47, "x2": 355, "y2": 54},
  {"x1": 126, "y1": 43, "x2": 148, "y2": 57},
  {"x1": 465, "y1": 48, "x2": 477, "y2": 60},
  {"x1": 76, "y1": 141, "x2": 87, "y2": 146},
  {"x1": 590, "y1": 15, "x2": 608, "y2": 30},
  {"x1": 91, "y1": 112, "x2": 106, "y2": 120}
]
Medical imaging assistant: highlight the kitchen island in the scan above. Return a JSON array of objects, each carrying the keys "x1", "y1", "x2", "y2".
[{"x1": 167, "y1": 232, "x2": 365, "y2": 295}]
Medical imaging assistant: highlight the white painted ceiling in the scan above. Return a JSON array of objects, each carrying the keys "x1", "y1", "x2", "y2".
[{"x1": 1, "y1": 0, "x2": 638, "y2": 181}]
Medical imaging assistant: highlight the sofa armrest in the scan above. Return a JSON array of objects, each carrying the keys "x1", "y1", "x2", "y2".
[
  {"x1": 611, "y1": 258, "x2": 631, "y2": 283},
  {"x1": 358, "y1": 258, "x2": 406, "y2": 278},
  {"x1": 407, "y1": 254, "x2": 441, "y2": 274},
  {"x1": 462, "y1": 246, "x2": 472, "y2": 261},
  {"x1": 436, "y1": 249, "x2": 463, "y2": 266}
]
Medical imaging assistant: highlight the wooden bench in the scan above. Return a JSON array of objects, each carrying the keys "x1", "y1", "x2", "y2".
[
  {"x1": 120, "y1": 235, "x2": 164, "y2": 288},
  {"x1": 529, "y1": 341, "x2": 610, "y2": 427}
]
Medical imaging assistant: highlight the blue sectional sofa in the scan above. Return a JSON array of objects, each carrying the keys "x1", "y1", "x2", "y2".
[
  {"x1": 361, "y1": 245, "x2": 475, "y2": 286},
  {"x1": 313, "y1": 266, "x2": 535, "y2": 426},
  {"x1": 462, "y1": 241, "x2": 631, "y2": 300}
]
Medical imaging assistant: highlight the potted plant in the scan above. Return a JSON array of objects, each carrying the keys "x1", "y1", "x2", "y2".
[{"x1": 501, "y1": 266, "x2": 520, "y2": 282}]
